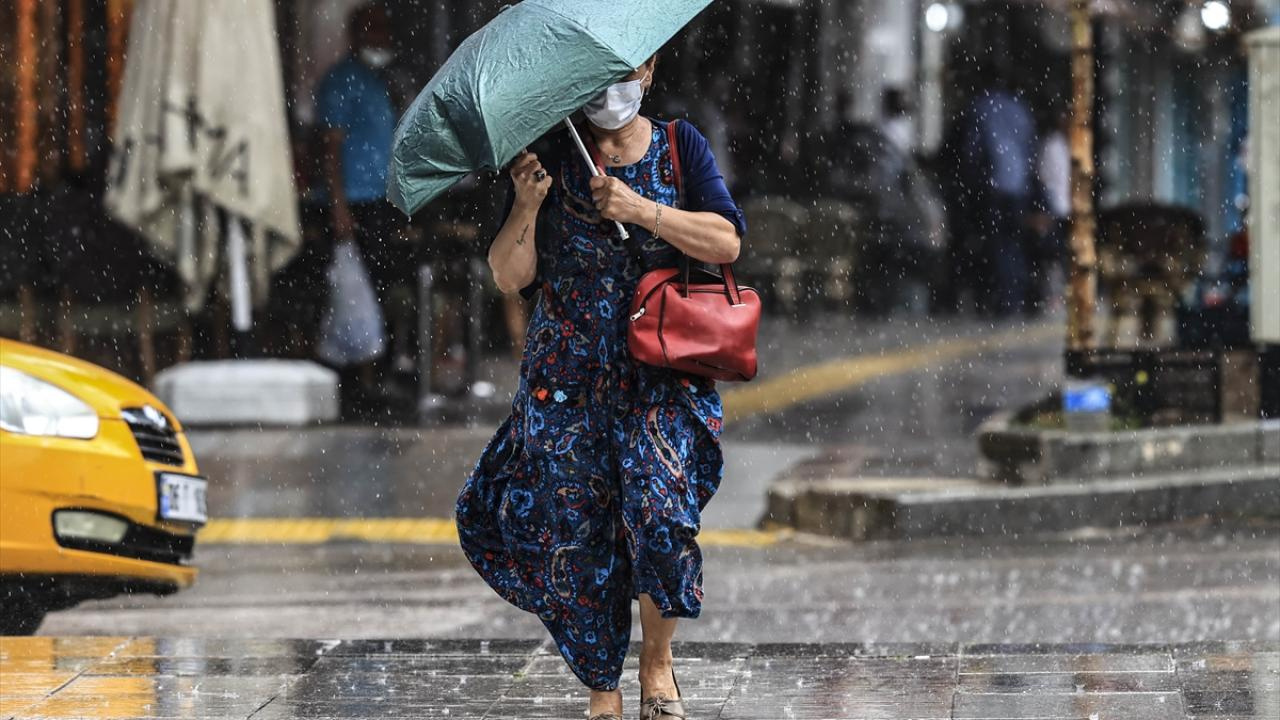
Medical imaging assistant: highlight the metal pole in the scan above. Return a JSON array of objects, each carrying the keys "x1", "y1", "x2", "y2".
[
  {"x1": 105, "y1": 0, "x2": 132, "y2": 132},
  {"x1": 14, "y1": 0, "x2": 38, "y2": 193},
  {"x1": 67, "y1": 0, "x2": 87, "y2": 172},
  {"x1": 1067, "y1": 0, "x2": 1098, "y2": 351}
]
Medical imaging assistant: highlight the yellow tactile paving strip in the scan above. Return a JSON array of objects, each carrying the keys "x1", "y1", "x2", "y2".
[
  {"x1": 719, "y1": 322, "x2": 1060, "y2": 422},
  {"x1": 198, "y1": 517, "x2": 791, "y2": 548},
  {"x1": 197, "y1": 323, "x2": 1057, "y2": 550},
  {"x1": 199, "y1": 517, "x2": 459, "y2": 544}
]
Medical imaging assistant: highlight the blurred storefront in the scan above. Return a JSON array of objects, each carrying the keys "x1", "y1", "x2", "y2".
[
  {"x1": 926, "y1": 1, "x2": 1272, "y2": 250},
  {"x1": 1, "y1": 0, "x2": 1276, "y2": 389}
]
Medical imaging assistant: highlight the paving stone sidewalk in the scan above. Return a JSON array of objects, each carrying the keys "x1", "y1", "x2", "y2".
[{"x1": 2, "y1": 638, "x2": 1277, "y2": 719}]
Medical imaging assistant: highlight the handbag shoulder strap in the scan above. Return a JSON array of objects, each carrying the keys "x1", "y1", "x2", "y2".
[
  {"x1": 664, "y1": 119, "x2": 742, "y2": 305},
  {"x1": 665, "y1": 118, "x2": 684, "y2": 208},
  {"x1": 663, "y1": 119, "x2": 693, "y2": 284}
]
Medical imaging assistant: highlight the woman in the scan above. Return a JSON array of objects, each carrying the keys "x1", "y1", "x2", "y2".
[{"x1": 456, "y1": 55, "x2": 745, "y2": 720}]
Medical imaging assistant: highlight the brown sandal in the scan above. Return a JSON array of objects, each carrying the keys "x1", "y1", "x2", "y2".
[{"x1": 639, "y1": 667, "x2": 686, "y2": 719}]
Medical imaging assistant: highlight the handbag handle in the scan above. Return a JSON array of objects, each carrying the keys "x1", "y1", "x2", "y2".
[{"x1": 583, "y1": 119, "x2": 744, "y2": 307}]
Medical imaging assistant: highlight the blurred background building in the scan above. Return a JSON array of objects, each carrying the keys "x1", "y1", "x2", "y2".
[{"x1": 1, "y1": 0, "x2": 1276, "y2": 414}]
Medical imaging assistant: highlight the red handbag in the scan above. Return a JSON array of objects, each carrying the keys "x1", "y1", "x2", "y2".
[{"x1": 588, "y1": 120, "x2": 760, "y2": 382}]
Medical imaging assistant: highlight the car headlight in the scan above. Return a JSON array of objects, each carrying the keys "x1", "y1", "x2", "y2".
[{"x1": 0, "y1": 366, "x2": 100, "y2": 439}]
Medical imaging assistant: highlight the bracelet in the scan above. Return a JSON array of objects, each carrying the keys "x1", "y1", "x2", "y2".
[{"x1": 653, "y1": 201, "x2": 663, "y2": 240}]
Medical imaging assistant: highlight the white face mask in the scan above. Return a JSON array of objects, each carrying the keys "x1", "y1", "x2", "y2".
[
  {"x1": 584, "y1": 71, "x2": 649, "y2": 130},
  {"x1": 359, "y1": 47, "x2": 394, "y2": 69}
]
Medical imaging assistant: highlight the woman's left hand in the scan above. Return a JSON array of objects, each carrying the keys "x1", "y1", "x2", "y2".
[{"x1": 589, "y1": 176, "x2": 649, "y2": 225}]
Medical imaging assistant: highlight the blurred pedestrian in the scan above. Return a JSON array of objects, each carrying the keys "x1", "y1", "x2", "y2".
[
  {"x1": 1027, "y1": 106, "x2": 1071, "y2": 315},
  {"x1": 420, "y1": 177, "x2": 504, "y2": 392},
  {"x1": 881, "y1": 87, "x2": 915, "y2": 159},
  {"x1": 958, "y1": 80, "x2": 1039, "y2": 317},
  {"x1": 456, "y1": 55, "x2": 746, "y2": 720},
  {"x1": 316, "y1": 2, "x2": 409, "y2": 418},
  {"x1": 934, "y1": 102, "x2": 980, "y2": 314},
  {"x1": 849, "y1": 88, "x2": 938, "y2": 316}
]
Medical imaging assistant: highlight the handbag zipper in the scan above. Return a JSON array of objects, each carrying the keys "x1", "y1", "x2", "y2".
[
  {"x1": 629, "y1": 286, "x2": 760, "y2": 321},
  {"x1": 630, "y1": 281, "x2": 759, "y2": 320}
]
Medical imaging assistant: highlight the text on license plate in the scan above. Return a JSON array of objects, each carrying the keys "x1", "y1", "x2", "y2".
[{"x1": 157, "y1": 473, "x2": 208, "y2": 524}]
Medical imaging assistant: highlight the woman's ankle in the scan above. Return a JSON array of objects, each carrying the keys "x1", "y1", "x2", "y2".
[{"x1": 639, "y1": 644, "x2": 674, "y2": 674}]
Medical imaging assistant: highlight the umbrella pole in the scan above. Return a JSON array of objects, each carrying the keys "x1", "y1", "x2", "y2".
[{"x1": 562, "y1": 119, "x2": 630, "y2": 240}]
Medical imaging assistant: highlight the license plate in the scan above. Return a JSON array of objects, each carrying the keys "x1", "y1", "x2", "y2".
[{"x1": 156, "y1": 472, "x2": 208, "y2": 524}]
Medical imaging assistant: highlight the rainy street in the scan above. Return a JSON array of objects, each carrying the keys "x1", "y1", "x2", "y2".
[
  {"x1": 20, "y1": 312, "x2": 1280, "y2": 718},
  {"x1": 33, "y1": 312, "x2": 1280, "y2": 645},
  {"x1": 5, "y1": 0, "x2": 1280, "y2": 717}
]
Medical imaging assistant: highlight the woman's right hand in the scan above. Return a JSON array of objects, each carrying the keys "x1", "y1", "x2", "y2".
[{"x1": 510, "y1": 151, "x2": 551, "y2": 207}]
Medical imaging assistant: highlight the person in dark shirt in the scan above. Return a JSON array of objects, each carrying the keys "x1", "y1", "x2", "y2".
[
  {"x1": 316, "y1": 2, "x2": 409, "y2": 417},
  {"x1": 963, "y1": 84, "x2": 1038, "y2": 317}
]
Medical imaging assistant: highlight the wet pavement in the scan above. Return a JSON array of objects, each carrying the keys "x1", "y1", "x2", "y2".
[
  {"x1": 2, "y1": 636, "x2": 1277, "y2": 719},
  {"x1": 187, "y1": 314, "x2": 1064, "y2": 529},
  {"x1": 19, "y1": 312, "x2": 1280, "y2": 716},
  {"x1": 40, "y1": 521, "x2": 1280, "y2": 645},
  {"x1": 34, "y1": 312, "x2": 1280, "y2": 650}
]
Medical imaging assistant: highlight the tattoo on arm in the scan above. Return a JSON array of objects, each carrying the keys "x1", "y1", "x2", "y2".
[{"x1": 516, "y1": 224, "x2": 530, "y2": 246}]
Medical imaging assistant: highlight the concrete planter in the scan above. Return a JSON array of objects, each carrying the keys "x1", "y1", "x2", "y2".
[
  {"x1": 978, "y1": 412, "x2": 1280, "y2": 486},
  {"x1": 154, "y1": 359, "x2": 339, "y2": 426}
]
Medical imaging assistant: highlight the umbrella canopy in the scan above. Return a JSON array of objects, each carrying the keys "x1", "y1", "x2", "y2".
[
  {"x1": 105, "y1": 0, "x2": 300, "y2": 313},
  {"x1": 387, "y1": 0, "x2": 713, "y2": 216}
]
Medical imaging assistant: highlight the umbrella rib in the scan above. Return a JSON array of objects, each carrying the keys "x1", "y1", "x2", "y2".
[{"x1": 524, "y1": 2, "x2": 627, "y2": 70}]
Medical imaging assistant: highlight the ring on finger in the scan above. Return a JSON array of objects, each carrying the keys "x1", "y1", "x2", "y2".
[{"x1": 533, "y1": 170, "x2": 547, "y2": 181}]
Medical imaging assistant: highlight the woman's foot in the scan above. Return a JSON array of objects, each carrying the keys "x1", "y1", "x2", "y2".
[
  {"x1": 637, "y1": 595, "x2": 684, "y2": 717},
  {"x1": 589, "y1": 688, "x2": 623, "y2": 720}
]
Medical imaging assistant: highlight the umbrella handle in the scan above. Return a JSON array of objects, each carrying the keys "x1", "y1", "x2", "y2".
[{"x1": 563, "y1": 119, "x2": 630, "y2": 241}]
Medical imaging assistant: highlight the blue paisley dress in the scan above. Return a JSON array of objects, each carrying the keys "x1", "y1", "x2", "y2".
[{"x1": 456, "y1": 120, "x2": 729, "y2": 691}]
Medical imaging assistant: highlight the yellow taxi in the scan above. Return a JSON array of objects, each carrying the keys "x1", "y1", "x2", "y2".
[{"x1": 0, "y1": 338, "x2": 205, "y2": 634}]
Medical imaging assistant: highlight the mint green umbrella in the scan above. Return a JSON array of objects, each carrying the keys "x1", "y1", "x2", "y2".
[{"x1": 386, "y1": 0, "x2": 712, "y2": 217}]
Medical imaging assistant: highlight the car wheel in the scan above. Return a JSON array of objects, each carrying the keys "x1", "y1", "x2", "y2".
[{"x1": 0, "y1": 598, "x2": 46, "y2": 635}]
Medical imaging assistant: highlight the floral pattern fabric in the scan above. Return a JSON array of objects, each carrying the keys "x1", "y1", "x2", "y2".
[{"x1": 456, "y1": 121, "x2": 725, "y2": 691}]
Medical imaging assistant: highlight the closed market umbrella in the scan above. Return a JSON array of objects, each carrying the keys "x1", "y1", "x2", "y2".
[
  {"x1": 387, "y1": 0, "x2": 713, "y2": 217},
  {"x1": 105, "y1": 0, "x2": 300, "y2": 323}
]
